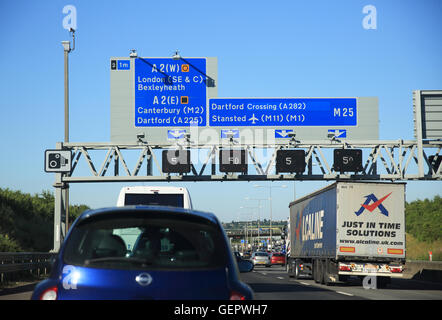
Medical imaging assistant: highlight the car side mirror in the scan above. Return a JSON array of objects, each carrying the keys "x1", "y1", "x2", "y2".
[{"x1": 237, "y1": 259, "x2": 254, "y2": 273}]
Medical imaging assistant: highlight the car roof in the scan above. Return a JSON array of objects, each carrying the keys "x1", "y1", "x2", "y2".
[{"x1": 75, "y1": 205, "x2": 220, "y2": 225}]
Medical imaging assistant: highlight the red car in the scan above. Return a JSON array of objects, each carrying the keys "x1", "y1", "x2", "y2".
[{"x1": 270, "y1": 252, "x2": 286, "y2": 265}]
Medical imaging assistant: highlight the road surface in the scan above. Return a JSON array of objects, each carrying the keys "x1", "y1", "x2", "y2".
[
  {"x1": 1, "y1": 266, "x2": 441, "y2": 300},
  {"x1": 240, "y1": 265, "x2": 442, "y2": 300}
]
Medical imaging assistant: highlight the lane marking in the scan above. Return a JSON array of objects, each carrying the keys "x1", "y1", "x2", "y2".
[
  {"x1": 336, "y1": 291, "x2": 354, "y2": 297},
  {"x1": 299, "y1": 282, "x2": 310, "y2": 286},
  {"x1": 277, "y1": 277, "x2": 284, "y2": 280}
]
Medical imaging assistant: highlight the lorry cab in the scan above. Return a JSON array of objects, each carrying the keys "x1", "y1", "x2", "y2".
[{"x1": 116, "y1": 186, "x2": 193, "y2": 209}]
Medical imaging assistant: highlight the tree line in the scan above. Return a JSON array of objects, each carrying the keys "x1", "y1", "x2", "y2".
[
  {"x1": 405, "y1": 195, "x2": 441, "y2": 243},
  {"x1": 0, "y1": 188, "x2": 89, "y2": 252}
]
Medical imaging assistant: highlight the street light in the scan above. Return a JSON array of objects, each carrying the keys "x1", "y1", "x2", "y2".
[
  {"x1": 61, "y1": 28, "x2": 75, "y2": 239},
  {"x1": 240, "y1": 205, "x2": 260, "y2": 250},
  {"x1": 254, "y1": 184, "x2": 287, "y2": 250},
  {"x1": 244, "y1": 197, "x2": 269, "y2": 249}
]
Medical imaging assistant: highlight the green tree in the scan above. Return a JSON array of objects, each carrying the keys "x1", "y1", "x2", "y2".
[
  {"x1": 0, "y1": 188, "x2": 90, "y2": 252},
  {"x1": 405, "y1": 196, "x2": 442, "y2": 242},
  {"x1": 0, "y1": 234, "x2": 22, "y2": 252}
]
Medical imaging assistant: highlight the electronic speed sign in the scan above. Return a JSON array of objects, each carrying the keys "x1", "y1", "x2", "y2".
[
  {"x1": 219, "y1": 149, "x2": 247, "y2": 173},
  {"x1": 162, "y1": 150, "x2": 191, "y2": 173},
  {"x1": 333, "y1": 149, "x2": 363, "y2": 173},
  {"x1": 276, "y1": 150, "x2": 306, "y2": 173}
]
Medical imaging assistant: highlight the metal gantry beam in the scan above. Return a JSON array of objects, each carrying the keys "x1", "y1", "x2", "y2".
[
  {"x1": 59, "y1": 140, "x2": 442, "y2": 183},
  {"x1": 51, "y1": 139, "x2": 441, "y2": 251}
]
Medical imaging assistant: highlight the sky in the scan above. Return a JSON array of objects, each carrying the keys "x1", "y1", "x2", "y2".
[{"x1": 0, "y1": 0, "x2": 441, "y2": 223}]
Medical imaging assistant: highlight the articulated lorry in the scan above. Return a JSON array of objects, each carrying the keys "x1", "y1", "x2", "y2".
[{"x1": 286, "y1": 181, "x2": 406, "y2": 287}]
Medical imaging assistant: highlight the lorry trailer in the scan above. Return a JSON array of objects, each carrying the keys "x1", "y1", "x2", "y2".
[{"x1": 286, "y1": 181, "x2": 406, "y2": 288}]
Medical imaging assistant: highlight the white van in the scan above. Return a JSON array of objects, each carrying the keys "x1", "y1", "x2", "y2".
[
  {"x1": 116, "y1": 186, "x2": 193, "y2": 209},
  {"x1": 114, "y1": 186, "x2": 193, "y2": 252}
]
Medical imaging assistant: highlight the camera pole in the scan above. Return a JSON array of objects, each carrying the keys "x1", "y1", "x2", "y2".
[{"x1": 62, "y1": 29, "x2": 74, "y2": 238}]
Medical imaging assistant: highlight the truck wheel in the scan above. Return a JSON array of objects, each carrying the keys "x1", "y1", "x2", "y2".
[
  {"x1": 312, "y1": 260, "x2": 316, "y2": 282},
  {"x1": 287, "y1": 260, "x2": 294, "y2": 278},
  {"x1": 319, "y1": 260, "x2": 325, "y2": 285},
  {"x1": 322, "y1": 260, "x2": 331, "y2": 286},
  {"x1": 313, "y1": 260, "x2": 320, "y2": 283},
  {"x1": 294, "y1": 261, "x2": 300, "y2": 279}
]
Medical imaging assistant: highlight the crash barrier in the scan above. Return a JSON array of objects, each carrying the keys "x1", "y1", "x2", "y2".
[
  {"x1": 404, "y1": 260, "x2": 442, "y2": 282},
  {"x1": 0, "y1": 252, "x2": 56, "y2": 284}
]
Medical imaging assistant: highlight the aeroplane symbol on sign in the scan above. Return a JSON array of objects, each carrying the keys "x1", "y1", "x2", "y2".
[{"x1": 248, "y1": 114, "x2": 259, "y2": 124}]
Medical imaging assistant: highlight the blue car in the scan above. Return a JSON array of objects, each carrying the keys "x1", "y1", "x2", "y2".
[{"x1": 32, "y1": 206, "x2": 254, "y2": 300}]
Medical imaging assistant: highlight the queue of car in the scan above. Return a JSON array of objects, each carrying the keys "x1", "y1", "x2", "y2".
[{"x1": 236, "y1": 250, "x2": 287, "y2": 268}]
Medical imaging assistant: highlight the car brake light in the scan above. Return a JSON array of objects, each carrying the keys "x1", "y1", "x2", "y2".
[
  {"x1": 40, "y1": 286, "x2": 58, "y2": 300},
  {"x1": 230, "y1": 291, "x2": 246, "y2": 300}
]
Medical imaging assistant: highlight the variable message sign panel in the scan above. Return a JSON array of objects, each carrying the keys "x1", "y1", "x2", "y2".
[
  {"x1": 219, "y1": 149, "x2": 248, "y2": 173},
  {"x1": 333, "y1": 149, "x2": 363, "y2": 173},
  {"x1": 276, "y1": 149, "x2": 306, "y2": 173}
]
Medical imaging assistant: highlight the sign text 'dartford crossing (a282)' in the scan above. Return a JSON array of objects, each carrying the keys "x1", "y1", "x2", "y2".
[{"x1": 209, "y1": 98, "x2": 357, "y2": 127}]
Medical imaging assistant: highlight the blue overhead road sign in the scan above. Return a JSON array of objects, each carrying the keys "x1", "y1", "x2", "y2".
[
  {"x1": 135, "y1": 58, "x2": 207, "y2": 127},
  {"x1": 209, "y1": 98, "x2": 357, "y2": 127}
]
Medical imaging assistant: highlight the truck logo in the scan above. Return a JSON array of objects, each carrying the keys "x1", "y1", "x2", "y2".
[{"x1": 355, "y1": 192, "x2": 392, "y2": 216}]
